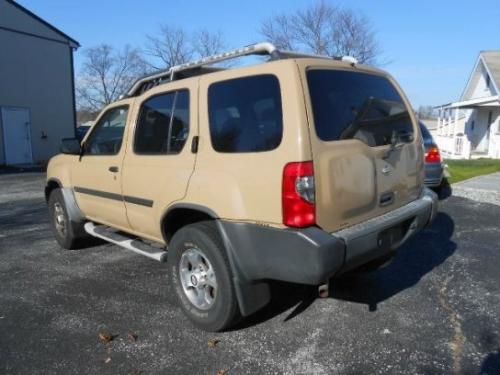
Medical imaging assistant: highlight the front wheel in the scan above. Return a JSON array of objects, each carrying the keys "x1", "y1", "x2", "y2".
[
  {"x1": 48, "y1": 188, "x2": 87, "y2": 249},
  {"x1": 168, "y1": 221, "x2": 240, "y2": 332}
]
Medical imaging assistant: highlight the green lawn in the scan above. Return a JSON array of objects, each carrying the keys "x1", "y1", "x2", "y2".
[{"x1": 445, "y1": 158, "x2": 500, "y2": 184}]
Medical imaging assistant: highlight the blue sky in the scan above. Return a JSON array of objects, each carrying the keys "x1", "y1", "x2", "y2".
[{"x1": 17, "y1": 0, "x2": 500, "y2": 107}]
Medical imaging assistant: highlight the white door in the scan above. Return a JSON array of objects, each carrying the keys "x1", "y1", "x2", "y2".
[{"x1": 1, "y1": 107, "x2": 33, "y2": 165}]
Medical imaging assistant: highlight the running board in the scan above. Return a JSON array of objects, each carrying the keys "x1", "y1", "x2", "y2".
[{"x1": 84, "y1": 222, "x2": 167, "y2": 262}]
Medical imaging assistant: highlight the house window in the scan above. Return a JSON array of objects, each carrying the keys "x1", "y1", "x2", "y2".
[{"x1": 486, "y1": 74, "x2": 491, "y2": 89}]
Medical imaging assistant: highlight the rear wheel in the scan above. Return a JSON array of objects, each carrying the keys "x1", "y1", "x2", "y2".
[
  {"x1": 168, "y1": 221, "x2": 240, "y2": 332},
  {"x1": 48, "y1": 189, "x2": 86, "y2": 249}
]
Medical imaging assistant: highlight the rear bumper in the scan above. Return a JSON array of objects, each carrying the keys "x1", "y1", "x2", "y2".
[
  {"x1": 424, "y1": 162, "x2": 444, "y2": 187},
  {"x1": 221, "y1": 188, "x2": 438, "y2": 286}
]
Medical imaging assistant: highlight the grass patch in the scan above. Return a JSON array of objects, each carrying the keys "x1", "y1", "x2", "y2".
[{"x1": 445, "y1": 158, "x2": 500, "y2": 184}]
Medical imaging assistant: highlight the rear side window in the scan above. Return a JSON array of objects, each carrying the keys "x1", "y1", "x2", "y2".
[
  {"x1": 134, "y1": 90, "x2": 189, "y2": 154},
  {"x1": 307, "y1": 70, "x2": 414, "y2": 147},
  {"x1": 208, "y1": 75, "x2": 283, "y2": 153}
]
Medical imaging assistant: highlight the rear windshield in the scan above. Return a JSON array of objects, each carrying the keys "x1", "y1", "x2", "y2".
[{"x1": 307, "y1": 69, "x2": 414, "y2": 147}]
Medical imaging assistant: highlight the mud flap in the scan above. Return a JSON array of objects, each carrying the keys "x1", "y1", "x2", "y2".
[
  {"x1": 60, "y1": 187, "x2": 87, "y2": 237},
  {"x1": 215, "y1": 220, "x2": 271, "y2": 317}
]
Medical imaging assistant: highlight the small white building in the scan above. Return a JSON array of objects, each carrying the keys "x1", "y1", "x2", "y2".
[{"x1": 435, "y1": 51, "x2": 500, "y2": 159}]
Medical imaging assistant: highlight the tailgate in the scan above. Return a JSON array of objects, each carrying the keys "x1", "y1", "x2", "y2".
[{"x1": 304, "y1": 68, "x2": 424, "y2": 233}]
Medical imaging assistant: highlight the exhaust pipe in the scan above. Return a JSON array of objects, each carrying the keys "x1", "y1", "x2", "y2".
[{"x1": 318, "y1": 282, "x2": 329, "y2": 298}]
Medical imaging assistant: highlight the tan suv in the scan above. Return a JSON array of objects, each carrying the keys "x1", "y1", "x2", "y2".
[{"x1": 45, "y1": 43, "x2": 438, "y2": 331}]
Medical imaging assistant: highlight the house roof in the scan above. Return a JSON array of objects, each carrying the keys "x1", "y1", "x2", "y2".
[
  {"x1": 482, "y1": 51, "x2": 500, "y2": 93},
  {"x1": 436, "y1": 95, "x2": 500, "y2": 110},
  {"x1": 5, "y1": 0, "x2": 79, "y2": 47},
  {"x1": 460, "y1": 50, "x2": 500, "y2": 100}
]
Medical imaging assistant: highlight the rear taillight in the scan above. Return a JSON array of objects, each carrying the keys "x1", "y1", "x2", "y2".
[
  {"x1": 425, "y1": 146, "x2": 441, "y2": 163},
  {"x1": 282, "y1": 161, "x2": 315, "y2": 227}
]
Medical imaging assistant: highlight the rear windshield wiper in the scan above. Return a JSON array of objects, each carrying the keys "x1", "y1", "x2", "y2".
[{"x1": 383, "y1": 129, "x2": 414, "y2": 159}]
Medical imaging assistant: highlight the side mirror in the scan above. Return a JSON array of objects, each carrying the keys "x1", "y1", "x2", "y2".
[{"x1": 60, "y1": 138, "x2": 82, "y2": 155}]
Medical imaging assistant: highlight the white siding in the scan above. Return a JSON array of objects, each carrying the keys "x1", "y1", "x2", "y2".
[
  {"x1": 487, "y1": 110, "x2": 500, "y2": 158},
  {"x1": 437, "y1": 53, "x2": 500, "y2": 159},
  {"x1": 0, "y1": 24, "x2": 75, "y2": 164},
  {"x1": 469, "y1": 64, "x2": 496, "y2": 100},
  {"x1": 461, "y1": 62, "x2": 499, "y2": 156}
]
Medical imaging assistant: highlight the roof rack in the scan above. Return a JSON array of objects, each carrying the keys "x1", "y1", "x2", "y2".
[{"x1": 125, "y1": 42, "x2": 358, "y2": 97}]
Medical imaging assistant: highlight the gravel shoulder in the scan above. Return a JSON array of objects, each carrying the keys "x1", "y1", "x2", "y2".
[{"x1": 452, "y1": 172, "x2": 500, "y2": 206}]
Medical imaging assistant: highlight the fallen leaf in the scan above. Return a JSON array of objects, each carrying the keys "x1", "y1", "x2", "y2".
[
  {"x1": 216, "y1": 370, "x2": 227, "y2": 375},
  {"x1": 130, "y1": 371, "x2": 142, "y2": 375},
  {"x1": 104, "y1": 357, "x2": 111, "y2": 364},
  {"x1": 98, "y1": 331, "x2": 114, "y2": 343},
  {"x1": 208, "y1": 338, "x2": 220, "y2": 348},
  {"x1": 127, "y1": 332, "x2": 138, "y2": 342}
]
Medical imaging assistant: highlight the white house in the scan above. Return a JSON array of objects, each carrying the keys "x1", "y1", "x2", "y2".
[
  {"x1": 0, "y1": 0, "x2": 79, "y2": 166},
  {"x1": 435, "y1": 51, "x2": 500, "y2": 159}
]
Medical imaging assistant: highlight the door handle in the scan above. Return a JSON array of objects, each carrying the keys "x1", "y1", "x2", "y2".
[{"x1": 108, "y1": 166, "x2": 119, "y2": 173}]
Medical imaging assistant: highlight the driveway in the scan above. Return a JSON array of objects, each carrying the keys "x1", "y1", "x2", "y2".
[
  {"x1": 452, "y1": 172, "x2": 500, "y2": 206},
  {"x1": 0, "y1": 173, "x2": 499, "y2": 374}
]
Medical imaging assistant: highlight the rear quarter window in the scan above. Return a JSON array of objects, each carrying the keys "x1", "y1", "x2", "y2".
[
  {"x1": 307, "y1": 70, "x2": 414, "y2": 147},
  {"x1": 208, "y1": 74, "x2": 283, "y2": 153}
]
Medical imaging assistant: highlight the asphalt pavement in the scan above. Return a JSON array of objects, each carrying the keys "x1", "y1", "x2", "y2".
[{"x1": 0, "y1": 173, "x2": 499, "y2": 374}]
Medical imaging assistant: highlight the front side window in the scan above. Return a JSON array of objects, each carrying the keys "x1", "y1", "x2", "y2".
[
  {"x1": 208, "y1": 75, "x2": 283, "y2": 153},
  {"x1": 134, "y1": 90, "x2": 189, "y2": 154},
  {"x1": 85, "y1": 106, "x2": 128, "y2": 155},
  {"x1": 307, "y1": 70, "x2": 414, "y2": 147}
]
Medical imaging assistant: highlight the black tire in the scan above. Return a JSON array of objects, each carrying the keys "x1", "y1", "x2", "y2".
[
  {"x1": 48, "y1": 188, "x2": 86, "y2": 250},
  {"x1": 168, "y1": 221, "x2": 241, "y2": 332}
]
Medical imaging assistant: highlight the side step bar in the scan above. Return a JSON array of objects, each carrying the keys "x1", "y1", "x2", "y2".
[{"x1": 84, "y1": 222, "x2": 167, "y2": 262}]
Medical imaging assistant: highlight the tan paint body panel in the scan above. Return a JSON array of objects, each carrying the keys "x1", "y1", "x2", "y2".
[
  {"x1": 46, "y1": 57, "x2": 424, "y2": 243},
  {"x1": 121, "y1": 79, "x2": 198, "y2": 241},
  {"x1": 184, "y1": 61, "x2": 311, "y2": 226},
  {"x1": 295, "y1": 60, "x2": 424, "y2": 232},
  {"x1": 71, "y1": 99, "x2": 135, "y2": 230}
]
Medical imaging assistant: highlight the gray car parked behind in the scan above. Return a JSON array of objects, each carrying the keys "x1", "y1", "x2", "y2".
[{"x1": 420, "y1": 122, "x2": 444, "y2": 189}]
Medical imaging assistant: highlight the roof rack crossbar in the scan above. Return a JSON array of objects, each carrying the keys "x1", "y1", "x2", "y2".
[{"x1": 125, "y1": 42, "x2": 358, "y2": 97}]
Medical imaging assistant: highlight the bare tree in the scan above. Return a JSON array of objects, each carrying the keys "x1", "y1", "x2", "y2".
[
  {"x1": 192, "y1": 29, "x2": 226, "y2": 57},
  {"x1": 76, "y1": 44, "x2": 147, "y2": 111},
  {"x1": 418, "y1": 105, "x2": 437, "y2": 120},
  {"x1": 260, "y1": 0, "x2": 380, "y2": 64},
  {"x1": 261, "y1": 14, "x2": 294, "y2": 50},
  {"x1": 145, "y1": 25, "x2": 192, "y2": 70},
  {"x1": 145, "y1": 26, "x2": 228, "y2": 70},
  {"x1": 293, "y1": 0, "x2": 335, "y2": 55},
  {"x1": 76, "y1": 108, "x2": 99, "y2": 124}
]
